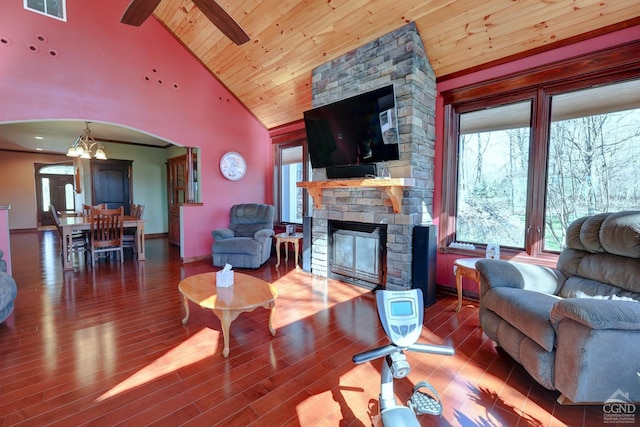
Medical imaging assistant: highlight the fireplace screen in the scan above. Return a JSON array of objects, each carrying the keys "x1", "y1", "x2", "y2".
[{"x1": 329, "y1": 220, "x2": 387, "y2": 287}]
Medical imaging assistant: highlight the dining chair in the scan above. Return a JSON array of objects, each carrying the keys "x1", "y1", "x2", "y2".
[
  {"x1": 49, "y1": 205, "x2": 88, "y2": 261},
  {"x1": 123, "y1": 204, "x2": 145, "y2": 253},
  {"x1": 83, "y1": 204, "x2": 107, "y2": 217},
  {"x1": 58, "y1": 210, "x2": 80, "y2": 218},
  {"x1": 89, "y1": 206, "x2": 124, "y2": 266}
]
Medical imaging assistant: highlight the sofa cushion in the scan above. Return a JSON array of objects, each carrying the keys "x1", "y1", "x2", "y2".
[
  {"x1": 483, "y1": 287, "x2": 561, "y2": 352},
  {"x1": 559, "y1": 276, "x2": 640, "y2": 302},
  {"x1": 558, "y1": 249, "x2": 640, "y2": 296},
  {"x1": 600, "y1": 211, "x2": 640, "y2": 258}
]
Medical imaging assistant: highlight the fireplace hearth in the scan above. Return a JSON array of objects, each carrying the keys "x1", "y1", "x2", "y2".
[{"x1": 328, "y1": 220, "x2": 387, "y2": 289}]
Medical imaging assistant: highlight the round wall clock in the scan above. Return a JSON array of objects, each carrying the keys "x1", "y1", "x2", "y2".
[{"x1": 220, "y1": 151, "x2": 247, "y2": 181}]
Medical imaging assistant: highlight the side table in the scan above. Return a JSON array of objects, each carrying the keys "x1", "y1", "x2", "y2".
[
  {"x1": 275, "y1": 232, "x2": 303, "y2": 269},
  {"x1": 453, "y1": 257, "x2": 483, "y2": 312}
]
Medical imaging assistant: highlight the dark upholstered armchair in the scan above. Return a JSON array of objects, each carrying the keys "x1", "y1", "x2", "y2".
[{"x1": 211, "y1": 204, "x2": 275, "y2": 269}]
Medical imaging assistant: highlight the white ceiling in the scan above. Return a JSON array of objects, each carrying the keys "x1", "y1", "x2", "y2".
[{"x1": 0, "y1": 120, "x2": 174, "y2": 155}]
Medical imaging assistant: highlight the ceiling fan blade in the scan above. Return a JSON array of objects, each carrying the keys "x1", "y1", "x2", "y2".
[
  {"x1": 191, "y1": 0, "x2": 250, "y2": 45},
  {"x1": 121, "y1": 0, "x2": 162, "y2": 26}
]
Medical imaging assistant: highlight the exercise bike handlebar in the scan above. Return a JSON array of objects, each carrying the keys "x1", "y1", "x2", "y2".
[
  {"x1": 407, "y1": 343, "x2": 455, "y2": 356},
  {"x1": 353, "y1": 344, "x2": 399, "y2": 364},
  {"x1": 352, "y1": 342, "x2": 455, "y2": 364}
]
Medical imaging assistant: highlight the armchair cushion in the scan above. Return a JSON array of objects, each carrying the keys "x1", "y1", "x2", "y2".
[
  {"x1": 254, "y1": 228, "x2": 275, "y2": 242},
  {"x1": 212, "y1": 228, "x2": 234, "y2": 241}
]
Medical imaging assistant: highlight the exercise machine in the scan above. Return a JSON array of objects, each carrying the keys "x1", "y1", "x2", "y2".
[{"x1": 353, "y1": 289, "x2": 455, "y2": 426}]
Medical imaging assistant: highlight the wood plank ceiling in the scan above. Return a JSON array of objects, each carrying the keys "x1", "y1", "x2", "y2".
[{"x1": 152, "y1": 0, "x2": 640, "y2": 130}]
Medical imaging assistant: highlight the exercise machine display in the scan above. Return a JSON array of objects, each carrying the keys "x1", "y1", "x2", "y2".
[{"x1": 353, "y1": 289, "x2": 455, "y2": 426}]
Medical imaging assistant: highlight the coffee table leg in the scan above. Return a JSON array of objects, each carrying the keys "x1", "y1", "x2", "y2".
[
  {"x1": 275, "y1": 239, "x2": 282, "y2": 267},
  {"x1": 214, "y1": 309, "x2": 241, "y2": 357},
  {"x1": 181, "y1": 294, "x2": 190, "y2": 324},
  {"x1": 268, "y1": 301, "x2": 276, "y2": 336}
]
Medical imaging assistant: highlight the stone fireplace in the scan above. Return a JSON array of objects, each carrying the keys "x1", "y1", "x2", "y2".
[{"x1": 307, "y1": 22, "x2": 436, "y2": 290}]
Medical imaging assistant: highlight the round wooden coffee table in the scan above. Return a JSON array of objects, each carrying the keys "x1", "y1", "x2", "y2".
[{"x1": 178, "y1": 272, "x2": 278, "y2": 357}]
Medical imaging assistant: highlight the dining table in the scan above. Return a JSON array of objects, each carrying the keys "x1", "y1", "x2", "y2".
[{"x1": 59, "y1": 215, "x2": 145, "y2": 271}]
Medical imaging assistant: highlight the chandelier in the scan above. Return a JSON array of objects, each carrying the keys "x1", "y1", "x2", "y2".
[{"x1": 66, "y1": 122, "x2": 107, "y2": 160}]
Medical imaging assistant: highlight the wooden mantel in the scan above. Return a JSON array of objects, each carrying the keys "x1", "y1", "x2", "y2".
[{"x1": 297, "y1": 178, "x2": 416, "y2": 214}]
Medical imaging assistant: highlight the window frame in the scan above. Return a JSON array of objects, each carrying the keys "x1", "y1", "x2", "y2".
[
  {"x1": 24, "y1": 0, "x2": 67, "y2": 21},
  {"x1": 272, "y1": 129, "x2": 309, "y2": 227},
  {"x1": 440, "y1": 41, "x2": 640, "y2": 262}
]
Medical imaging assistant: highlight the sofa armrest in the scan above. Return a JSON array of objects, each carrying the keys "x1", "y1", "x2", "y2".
[
  {"x1": 212, "y1": 228, "x2": 234, "y2": 241},
  {"x1": 254, "y1": 229, "x2": 275, "y2": 242},
  {"x1": 551, "y1": 298, "x2": 640, "y2": 330},
  {"x1": 551, "y1": 298, "x2": 640, "y2": 402},
  {"x1": 476, "y1": 259, "x2": 566, "y2": 298}
]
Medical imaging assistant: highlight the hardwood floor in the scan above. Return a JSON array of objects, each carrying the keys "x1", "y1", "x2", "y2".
[{"x1": 0, "y1": 231, "x2": 605, "y2": 426}]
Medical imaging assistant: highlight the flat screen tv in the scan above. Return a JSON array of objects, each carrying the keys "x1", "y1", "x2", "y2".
[{"x1": 304, "y1": 85, "x2": 399, "y2": 169}]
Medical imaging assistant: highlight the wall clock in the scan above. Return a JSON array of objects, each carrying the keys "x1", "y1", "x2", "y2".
[{"x1": 220, "y1": 151, "x2": 247, "y2": 181}]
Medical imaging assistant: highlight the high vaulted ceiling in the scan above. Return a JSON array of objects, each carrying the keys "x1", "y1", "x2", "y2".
[
  {"x1": 153, "y1": 0, "x2": 640, "y2": 129},
  {"x1": 1, "y1": 0, "x2": 638, "y2": 155}
]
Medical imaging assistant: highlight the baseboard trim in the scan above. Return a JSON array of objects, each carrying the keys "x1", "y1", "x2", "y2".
[
  {"x1": 437, "y1": 284, "x2": 480, "y2": 302},
  {"x1": 145, "y1": 233, "x2": 167, "y2": 239},
  {"x1": 181, "y1": 254, "x2": 212, "y2": 264}
]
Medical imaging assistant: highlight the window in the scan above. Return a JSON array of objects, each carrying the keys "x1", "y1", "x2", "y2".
[
  {"x1": 442, "y1": 42, "x2": 640, "y2": 258},
  {"x1": 456, "y1": 101, "x2": 531, "y2": 248},
  {"x1": 545, "y1": 80, "x2": 640, "y2": 250},
  {"x1": 39, "y1": 164, "x2": 74, "y2": 175},
  {"x1": 273, "y1": 138, "x2": 309, "y2": 225},
  {"x1": 272, "y1": 127, "x2": 314, "y2": 226},
  {"x1": 24, "y1": 0, "x2": 66, "y2": 21}
]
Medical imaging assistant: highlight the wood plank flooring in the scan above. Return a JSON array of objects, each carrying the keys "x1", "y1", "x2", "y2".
[{"x1": 0, "y1": 231, "x2": 606, "y2": 426}]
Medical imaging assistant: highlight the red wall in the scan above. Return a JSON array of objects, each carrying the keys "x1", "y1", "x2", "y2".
[
  {"x1": 0, "y1": 0, "x2": 271, "y2": 261},
  {"x1": 432, "y1": 25, "x2": 640, "y2": 293}
]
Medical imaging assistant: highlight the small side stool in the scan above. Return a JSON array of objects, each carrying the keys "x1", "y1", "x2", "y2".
[
  {"x1": 453, "y1": 257, "x2": 482, "y2": 312},
  {"x1": 275, "y1": 232, "x2": 303, "y2": 269}
]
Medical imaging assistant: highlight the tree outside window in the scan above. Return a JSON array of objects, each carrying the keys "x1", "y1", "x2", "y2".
[
  {"x1": 545, "y1": 81, "x2": 640, "y2": 250},
  {"x1": 457, "y1": 101, "x2": 531, "y2": 249}
]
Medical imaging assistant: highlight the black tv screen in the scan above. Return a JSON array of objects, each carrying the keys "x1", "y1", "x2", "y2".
[{"x1": 304, "y1": 85, "x2": 399, "y2": 169}]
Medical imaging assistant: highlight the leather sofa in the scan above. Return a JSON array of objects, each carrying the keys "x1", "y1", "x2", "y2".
[
  {"x1": 477, "y1": 211, "x2": 640, "y2": 404},
  {"x1": 211, "y1": 204, "x2": 275, "y2": 269},
  {"x1": 0, "y1": 250, "x2": 17, "y2": 323}
]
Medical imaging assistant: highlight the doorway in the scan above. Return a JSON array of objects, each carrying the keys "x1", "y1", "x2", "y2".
[
  {"x1": 35, "y1": 163, "x2": 76, "y2": 227},
  {"x1": 91, "y1": 159, "x2": 132, "y2": 215}
]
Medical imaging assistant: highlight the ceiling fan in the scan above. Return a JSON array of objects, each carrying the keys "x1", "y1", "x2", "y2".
[{"x1": 121, "y1": 0, "x2": 250, "y2": 45}]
